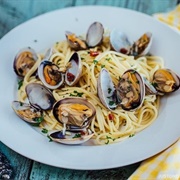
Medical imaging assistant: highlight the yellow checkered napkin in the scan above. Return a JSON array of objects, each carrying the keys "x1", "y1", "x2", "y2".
[
  {"x1": 129, "y1": 139, "x2": 180, "y2": 180},
  {"x1": 153, "y1": 4, "x2": 180, "y2": 30},
  {"x1": 129, "y1": 5, "x2": 180, "y2": 180}
]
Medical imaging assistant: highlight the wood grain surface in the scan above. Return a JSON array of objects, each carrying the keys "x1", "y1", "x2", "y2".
[{"x1": 0, "y1": 0, "x2": 178, "y2": 179}]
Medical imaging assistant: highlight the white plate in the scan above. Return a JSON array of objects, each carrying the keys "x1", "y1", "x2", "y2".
[{"x1": 0, "y1": 6, "x2": 180, "y2": 170}]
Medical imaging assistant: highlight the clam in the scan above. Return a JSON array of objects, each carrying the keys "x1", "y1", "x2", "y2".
[
  {"x1": 143, "y1": 77, "x2": 158, "y2": 95},
  {"x1": 116, "y1": 69, "x2": 145, "y2": 110},
  {"x1": 66, "y1": 22, "x2": 104, "y2": 50},
  {"x1": 26, "y1": 83, "x2": 56, "y2": 110},
  {"x1": 98, "y1": 68, "x2": 145, "y2": 111},
  {"x1": 152, "y1": 68, "x2": 180, "y2": 94},
  {"x1": 65, "y1": 52, "x2": 82, "y2": 86},
  {"x1": 65, "y1": 31, "x2": 87, "y2": 50},
  {"x1": 38, "y1": 52, "x2": 81, "y2": 89},
  {"x1": 110, "y1": 29, "x2": 131, "y2": 54},
  {"x1": 53, "y1": 98, "x2": 96, "y2": 131},
  {"x1": 86, "y1": 22, "x2": 104, "y2": 47},
  {"x1": 38, "y1": 60, "x2": 64, "y2": 90},
  {"x1": 13, "y1": 47, "x2": 38, "y2": 77},
  {"x1": 129, "y1": 32, "x2": 152, "y2": 56},
  {"x1": 97, "y1": 68, "x2": 117, "y2": 110},
  {"x1": 49, "y1": 129, "x2": 94, "y2": 145},
  {"x1": 11, "y1": 101, "x2": 43, "y2": 125},
  {"x1": 110, "y1": 30, "x2": 152, "y2": 56}
]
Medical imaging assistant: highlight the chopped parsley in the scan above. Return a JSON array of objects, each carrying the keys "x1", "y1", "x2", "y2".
[
  {"x1": 33, "y1": 115, "x2": 44, "y2": 124},
  {"x1": 105, "y1": 136, "x2": 115, "y2": 144},
  {"x1": 109, "y1": 101, "x2": 115, "y2": 106},
  {"x1": 41, "y1": 128, "x2": 48, "y2": 134},
  {"x1": 101, "y1": 64, "x2": 105, "y2": 68},
  {"x1": 69, "y1": 90, "x2": 84, "y2": 97},
  {"x1": 105, "y1": 140, "x2": 109, "y2": 144},
  {"x1": 108, "y1": 88, "x2": 112, "y2": 94},
  {"x1": 151, "y1": 82, "x2": 158, "y2": 88},
  {"x1": 47, "y1": 135, "x2": 53, "y2": 142},
  {"x1": 73, "y1": 133, "x2": 81, "y2": 138},
  {"x1": 105, "y1": 57, "x2": 111, "y2": 61},
  {"x1": 93, "y1": 60, "x2": 98, "y2": 64},
  {"x1": 129, "y1": 134, "x2": 135, "y2": 137},
  {"x1": 18, "y1": 79, "x2": 23, "y2": 90}
]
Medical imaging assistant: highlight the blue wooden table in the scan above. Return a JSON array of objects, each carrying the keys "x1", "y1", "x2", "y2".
[{"x1": 0, "y1": 0, "x2": 178, "y2": 179}]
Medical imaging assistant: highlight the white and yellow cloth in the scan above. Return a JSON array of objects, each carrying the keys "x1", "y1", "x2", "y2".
[{"x1": 129, "y1": 5, "x2": 180, "y2": 180}]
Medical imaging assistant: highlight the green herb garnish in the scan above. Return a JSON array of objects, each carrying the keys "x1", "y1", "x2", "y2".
[
  {"x1": 33, "y1": 115, "x2": 44, "y2": 124},
  {"x1": 109, "y1": 101, "x2": 115, "y2": 106},
  {"x1": 129, "y1": 134, "x2": 135, "y2": 137},
  {"x1": 47, "y1": 135, "x2": 53, "y2": 142},
  {"x1": 101, "y1": 64, "x2": 105, "y2": 68},
  {"x1": 18, "y1": 79, "x2": 23, "y2": 90},
  {"x1": 93, "y1": 60, "x2": 98, "y2": 64},
  {"x1": 151, "y1": 82, "x2": 158, "y2": 88},
  {"x1": 108, "y1": 88, "x2": 112, "y2": 94},
  {"x1": 42, "y1": 128, "x2": 48, "y2": 134},
  {"x1": 73, "y1": 133, "x2": 81, "y2": 138},
  {"x1": 73, "y1": 90, "x2": 84, "y2": 97},
  {"x1": 105, "y1": 58, "x2": 111, "y2": 61}
]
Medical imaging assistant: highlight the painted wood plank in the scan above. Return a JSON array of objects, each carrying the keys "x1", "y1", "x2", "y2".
[
  {"x1": 0, "y1": 0, "x2": 75, "y2": 38},
  {"x1": 0, "y1": 142, "x2": 32, "y2": 180},
  {"x1": 30, "y1": 161, "x2": 140, "y2": 180},
  {"x1": 75, "y1": 0, "x2": 177, "y2": 14}
]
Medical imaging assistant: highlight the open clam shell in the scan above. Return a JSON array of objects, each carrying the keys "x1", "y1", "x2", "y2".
[
  {"x1": 86, "y1": 22, "x2": 104, "y2": 47},
  {"x1": 26, "y1": 83, "x2": 56, "y2": 110},
  {"x1": 11, "y1": 101, "x2": 43, "y2": 124},
  {"x1": 97, "y1": 68, "x2": 117, "y2": 110},
  {"x1": 13, "y1": 47, "x2": 38, "y2": 77},
  {"x1": 152, "y1": 68, "x2": 180, "y2": 94},
  {"x1": 143, "y1": 77, "x2": 158, "y2": 95},
  {"x1": 65, "y1": 52, "x2": 82, "y2": 86},
  {"x1": 52, "y1": 97, "x2": 96, "y2": 131},
  {"x1": 49, "y1": 129, "x2": 94, "y2": 145},
  {"x1": 116, "y1": 69, "x2": 145, "y2": 111},
  {"x1": 129, "y1": 32, "x2": 152, "y2": 56},
  {"x1": 110, "y1": 29, "x2": 131, "y2": 54},
  {"x1": 65, "y1": 31, "x2": 87, "y2": 50},
  {"x1": 38, "y1": 60, "x2": 64, "y2": 90}
]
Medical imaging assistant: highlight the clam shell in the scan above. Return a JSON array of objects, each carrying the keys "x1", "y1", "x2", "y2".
[
  {"x1": 65, "y1": 52, "x2": 82, "y2": 86},
  {"x1": 152, "y1": 68, "x2": 180, "y2": 94},
  {"x1": 13, "y1": 47, "x2": 38, "y2": 77},
  {"x1": 38, "y1": 60, "x2": 64, "y2": 90},
  {"x1": 11, "y1": 101, "x2": 43, "y2": 124},
  {"x1": 49, "y1": 129, "x2": 94, "y2": 145},
  {"x1": 65, "y1": 31, "x2": 87, "y2": 50},
  {"x1": 97, "y1": 68, "x2": 117, "y2": 110},
  {"x1": 129, "y1": 32, "x2": 152, "y2": 56},
  {"x1": 116, "y1": 69, "x2": 145, "y2": 111},
  {"x1": 26, "y1": 83, "x2": 56, "y2": 110},
  {"x1": 86, "y1": 22, "x2": 104, "y2": 47},
  {"x1": 110, "y1": 29, "x2": 131, "y2": 53},
  {"x1": 52, "y1": 97, "x2": 96, "y2": 130}
]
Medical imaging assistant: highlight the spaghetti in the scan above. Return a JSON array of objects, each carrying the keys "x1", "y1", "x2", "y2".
[{"x1": 17, "y1": 36, "x2": 163, "y2": 145}]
